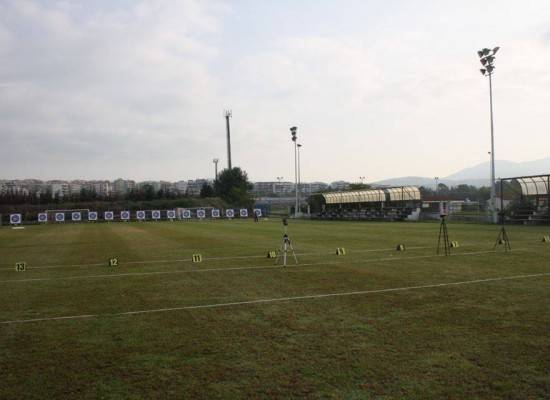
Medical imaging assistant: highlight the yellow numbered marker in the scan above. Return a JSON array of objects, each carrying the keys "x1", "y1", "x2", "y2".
[{"x1": 15, "y1": 262, "x2": 26, "y2": 271}]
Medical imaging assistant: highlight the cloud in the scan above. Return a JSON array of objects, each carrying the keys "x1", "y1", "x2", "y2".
[
  {"x1": 1, "y1": 0, "x2": 550, "y2": 183},
  {"x1": 0, "y1": 0, "x2": 229, "y2": 179}
]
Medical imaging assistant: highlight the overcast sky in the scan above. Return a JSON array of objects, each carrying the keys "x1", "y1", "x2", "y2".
[{"x1": 1, "y1": 0, "x2": 549, "y2": 184}]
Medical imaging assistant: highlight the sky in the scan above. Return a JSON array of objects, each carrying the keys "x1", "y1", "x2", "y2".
[{"x1": 1, "y1": 0, "x2": 549, "y2": 184}]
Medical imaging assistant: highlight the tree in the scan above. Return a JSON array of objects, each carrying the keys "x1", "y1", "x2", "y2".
[
  {"x1": 142, "y1": 184, "x2": 156, "y2": 201},
  {"x1": 214, "y1": 167, "x2": 254, "y2": 207},
  {"x1": 200, "y1": 182, "x2": 215, "y2": 198},
  {"x1": 437, "y1": 183, "x2": 450, "y2": 196},
  {"x1": 348, "y1": 183, "x2": 371, "y2": 190}
]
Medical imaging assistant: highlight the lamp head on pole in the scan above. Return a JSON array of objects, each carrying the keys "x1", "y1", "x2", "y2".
[
  {"x1": 477, "y1": 46, "x2": 499, "y2": 76},
  {"x1": 290, "y1": 126, "x2": 297, "y2": 142}
]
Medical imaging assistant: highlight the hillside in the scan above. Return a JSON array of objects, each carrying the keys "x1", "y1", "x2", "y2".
[{"x1": 374, "y1": 157, "x2": 550, "y2": 188}]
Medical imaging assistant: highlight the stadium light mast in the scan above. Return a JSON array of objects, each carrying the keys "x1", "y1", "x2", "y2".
[
  {"x1": 224, "y1": 110, "x2": 232, "y2": 170},
  {"x1": 297, "y1": 143, "x2": 302, "y2": 213},
  {"x1": 290, "y1": 127, "x2": 299, "y2": 218},
  {"x1": 478, "y1": 46, "x2": 500, "y2": 223}
]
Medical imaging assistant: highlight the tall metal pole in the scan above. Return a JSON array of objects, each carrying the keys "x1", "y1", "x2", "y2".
[
  {"x1": 478, "y1": 46, "x2": 499, "y2": 223},
  {"x1": 294, "y1": 138, "x2": 298, "y2": 217},
  {"x1": 297, "y1": 143, "x2": 302, "y2": 214},
  {"x1": 224, "y1": 110, "x2": 232, "y2": 170},
  {"x1": 290, "y1": 127, "x2": 298, "y2": 218},
  {"x1": 488, "y1": 73, "x2": 496, "y2": 223}
]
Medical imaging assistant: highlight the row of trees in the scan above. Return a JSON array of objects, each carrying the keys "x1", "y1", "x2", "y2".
[{"x1": 419, "y1": 183, "x2": 491, "y2": 202}]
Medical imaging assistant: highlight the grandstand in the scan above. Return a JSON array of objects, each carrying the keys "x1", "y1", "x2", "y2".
[
  {"x1": 501, "y1": 174, "x2": 550, "y2": 225},
  {"x1": 313, "y1": 186, "x2": 421, "y2": 221}
]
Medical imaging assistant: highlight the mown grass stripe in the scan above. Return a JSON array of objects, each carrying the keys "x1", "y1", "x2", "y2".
[{"x1": 2, "y1": 272, "x2": 548, "y2": 325}]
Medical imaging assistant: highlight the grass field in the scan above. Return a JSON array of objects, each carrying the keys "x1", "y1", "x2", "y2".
[{"x1": 1, "y1": 219, "x2": 549, "y2": 399}]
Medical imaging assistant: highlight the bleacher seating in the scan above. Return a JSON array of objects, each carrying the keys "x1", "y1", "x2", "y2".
[
  {"x1": 508, "y1": 205, "x2": 550, "y2": 225},
  {"x1": 314, "y1": 207, "x2": 415, "y2": 222}
]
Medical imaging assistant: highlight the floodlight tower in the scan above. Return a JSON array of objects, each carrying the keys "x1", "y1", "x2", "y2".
[
  {"x1": 478, "y1": 46, "x2": 500, "y2": 223},
  {"x1": 290, "y1": 127, "x2": 299, "y2": 217},
  {"x1": 224, "y1": 110, "x2": 232, "y2": 170},
  {"x1": 297, "y1": 143, "x2": 302, "y2": 212}
]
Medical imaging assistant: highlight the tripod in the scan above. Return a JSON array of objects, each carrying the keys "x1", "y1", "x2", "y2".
[
  {"x1": 437, "y1": 214, "x2": 451, "y2": 256},
  {"x1": 494, "y1": 212, "x2": 511, "y2": 251},
  {"x1": 275, "y1": 219, "x2": 298, "y2": 267}
]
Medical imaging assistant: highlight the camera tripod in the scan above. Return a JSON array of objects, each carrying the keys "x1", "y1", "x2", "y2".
[
  {"x1": 494, "y1": 212, "x2": 511, "y2": 251},
  {"x1": 275, "y1": 219, "x2": 298, "y2": 267},
  {"x1": 437, "y1": 214, "x2": 451, "y2": 256}
]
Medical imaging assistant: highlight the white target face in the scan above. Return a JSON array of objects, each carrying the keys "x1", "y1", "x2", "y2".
[
  {"x1": 254, "y1": 209, "x2": 262, "y2": 217},
  {"x1": 121, "y1": 211, "x2": 130, "y2": 220},
  {"x1": 167, "y1": 210, "x2": 176, "y2": 219},
  {"x1": 152, "y1": 210, "x2": 161, "y2": 219},
  {"x1": 89, "y1": 212, "x2": 98, "y2": 221},
  {"x1": 211, "y1": 209, "x2": 220, "y2": 218},
  {"x1": 55, "y1": 213, "x2": 65, "y2": 222},
  {"x1": 105, "y1": 211, "x2": 114, "y2": 220},
  {"x1": 38, "y1": 213, "x2": 48, "y2": 222},
  {"x1": 240, "y1": 209, "x2": 248, "y2": 217},
  {"x1": 10, "y1": 214, "x2": 22, "y2": 224},
  {"x1": 182, "y1": 210, "x2": 191, "y2": 219},
  {"x1": 226, "y1": 209, "x2": 234, "y2": 218},
  {"x1": 137, "y1": 211, "x2": 146, "y2": 220},
  {"x1": 72, "y1": 212, "x2": 81, "y2": 221},
  {"x1": 197, "y1": 210, "x2": 206, "y2": 218}
]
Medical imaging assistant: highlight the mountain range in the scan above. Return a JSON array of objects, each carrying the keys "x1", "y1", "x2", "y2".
[{"x1": 374, "y1": 157, "x2": 550, "y2": 188}]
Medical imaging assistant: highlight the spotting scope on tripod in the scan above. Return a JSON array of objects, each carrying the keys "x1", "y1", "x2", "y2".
[{"x1": 275, "y1": 218, "x2": 298, "y2": 267}]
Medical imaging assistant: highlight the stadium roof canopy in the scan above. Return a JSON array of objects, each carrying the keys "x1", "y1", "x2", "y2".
[
  {"x1": 511, "y1": 175, "x2": 549, "y2": 197},
  {"x1": 322, "y1": 186, "x2": 421, "y2": 205}
]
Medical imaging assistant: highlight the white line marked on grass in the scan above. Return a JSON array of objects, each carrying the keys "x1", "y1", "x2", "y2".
[{"x1": 1, "y1": 272, "x2": 549, "y2": 325}]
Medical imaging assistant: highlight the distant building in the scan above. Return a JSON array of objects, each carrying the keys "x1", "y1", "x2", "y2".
[
  {"x1": 301, "y1": 182, "x2": 329, "y2": 195},
  {"x1": 51, "y1": 183, "x2": 69, "y2": 198},
  {"x1": 113, "y1": 178, "x2": 136, "y2": 194},
  {"x1": 173, "y1": 180, "x2": 188, "y2": 194},
  {"x1": 83, "y1": 180, "x2": 112, "y2": 197},
  {"x1": 253, "y1": 181, "x2": 329, "y2": 197},
  {"x1": 330, "y1": 181, "x2": 351, "y2": 191},
  {"x1": 252, "y1": 181, "x2": 295, "y2": 196}
]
